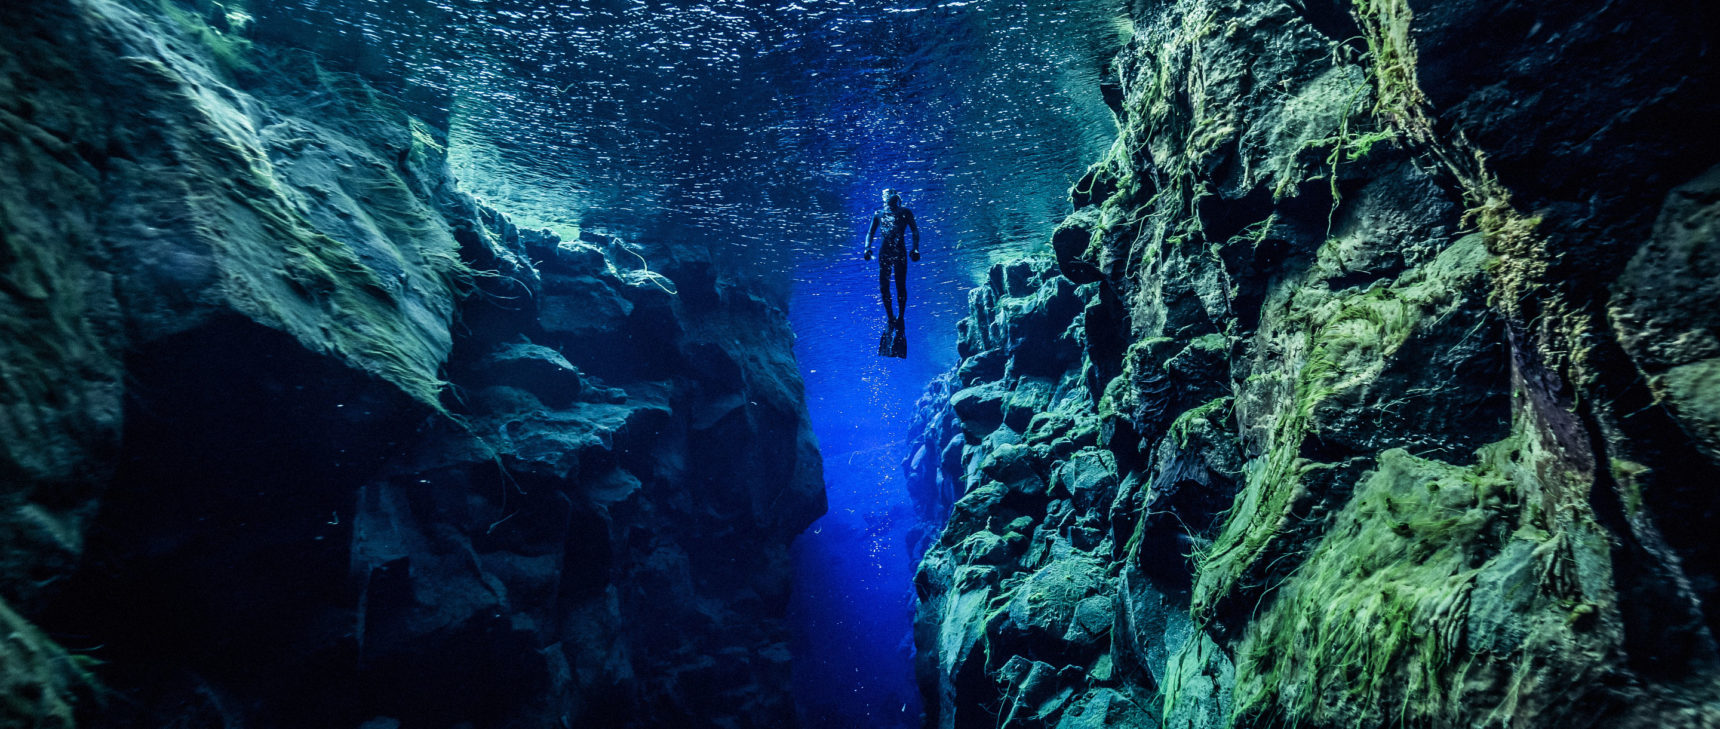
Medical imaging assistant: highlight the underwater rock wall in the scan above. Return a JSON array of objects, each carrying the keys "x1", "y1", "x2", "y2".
[
  {"x1": 0, "y1": 1, "x2": 823, "y2": 727},
  {"x1": 912, "y1": 0, "x2": 1720, "y2": 727}
]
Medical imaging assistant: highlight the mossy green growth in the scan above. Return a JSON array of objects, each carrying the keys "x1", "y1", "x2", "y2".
[
  {"x1": 1230, "y1": 445, "x2": 1517, "y2": 727},
  {"x1": 1608, "y1": 458, "x2": 1649, "y2": 518},
  {"x1": 1229, "y1": 214, "x2": 1279, "y2": 252},
  {"x1": 1351, "y1": 0, "x2": 1426, "y2": 134},
  {"x1": 1161, "y1": 628, "x2": 1232, "y2": 727},
  {"x1": 1192, "y1": 234, "x2": 1488, "y2": 621},
  {"x1": 1188, "y1": 280, "x2": 1407, "y2": 619},
  {"x1": 161, "y1": 0, "x2": 257, "y2": 78},
  {"x1": 1265, "y1": 66, "x2": 1373, "y2": 202},
  {"x1": 1, "y1": 599, "x2": 98, "y2": 729},
  {"x1": 1099, "y1": 338, "x2": 1172, "y2": 420},
  {"x1": 132, "y1": 36, "x2": 470, "y2": 410},
  {"x1": 1342, "y1": 128, "x2": 1399, "y2": 163},
  {"x1": 1348, "y1": 0, "x2": 1554, "y2": 329},
  {"x1": 1168, "y1": 396, "x2": 1232, "y2": 449},
  {"x1": 1188, "y1": 333, "x2": 1228, "y2": 353},
  {"x1": 1087, "y1": 0, "x2": 1241, "y2": 275}
]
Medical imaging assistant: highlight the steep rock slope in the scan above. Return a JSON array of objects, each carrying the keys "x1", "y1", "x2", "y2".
[
  {"x1": 910, "y1": 1, "x2": 1720, "y2": 728},
  {"x1": 0, "y1": 1, "x2": 823, "y2": 727}
]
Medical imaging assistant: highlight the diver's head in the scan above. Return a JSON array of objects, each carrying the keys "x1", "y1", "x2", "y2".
[{"x1": 882, "y1": 188, "x2": 902, "y2": 207}]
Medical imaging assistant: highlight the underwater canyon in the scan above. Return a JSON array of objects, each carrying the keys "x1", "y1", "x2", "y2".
[{"x1": 2, "y1": 0, "x2": 1718, "y2": 727}]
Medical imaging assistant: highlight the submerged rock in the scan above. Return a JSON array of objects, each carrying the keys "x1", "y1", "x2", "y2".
[
  {"x1": 910, "y1": 0, "x2": 1720, "y2": 727},
  {"x1": 0, "y1": 1, "x2": 823, "y2": 727}
]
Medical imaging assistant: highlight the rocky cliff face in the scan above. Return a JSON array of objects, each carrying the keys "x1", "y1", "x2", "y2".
[
  {"x1": 0, "y1": 1, "x2": 823, "y2": 727},
  {"x1": 911, "y1": 0, "x2": 1720, "y2": 727}
]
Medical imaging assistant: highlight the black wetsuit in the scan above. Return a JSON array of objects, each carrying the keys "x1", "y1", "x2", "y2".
[{"x1": 867, "y1": 203, "x2": 919, "y2": 324}]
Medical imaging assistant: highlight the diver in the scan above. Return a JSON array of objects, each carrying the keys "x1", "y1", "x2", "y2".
[{"x1": 863, "y1": 188, "x2": 921, "y2": 332}]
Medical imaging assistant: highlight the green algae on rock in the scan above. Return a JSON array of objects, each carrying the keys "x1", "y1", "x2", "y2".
[{"x1": 910, "y1": 0, "x2": 1720, "y2": 727}]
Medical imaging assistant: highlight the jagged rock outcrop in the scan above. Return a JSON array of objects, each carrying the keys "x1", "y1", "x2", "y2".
[
  {"x1": 912, "y1": 1, "x2": 1720, "y2": 728},
  {"x1": 0, "y1": 1, "x2": 823, "y2": 727}
]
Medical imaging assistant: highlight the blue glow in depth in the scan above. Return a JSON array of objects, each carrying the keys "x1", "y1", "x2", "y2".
[{"x1": 786, "y1": 211, "x2": 967, "y2": 727}]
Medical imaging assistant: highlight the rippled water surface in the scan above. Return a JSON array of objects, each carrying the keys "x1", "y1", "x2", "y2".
[
  {"x1": 256, "y1": 0, "x2": 1127, "y2": 724},
  {"x1": 260, "y1": 0, "x2": 1124, "y2": 270}
]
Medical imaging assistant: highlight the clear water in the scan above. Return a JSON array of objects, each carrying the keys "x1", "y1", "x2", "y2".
[{"x1": 261, "y1": 0, "x2": 1125, "y2": 723}]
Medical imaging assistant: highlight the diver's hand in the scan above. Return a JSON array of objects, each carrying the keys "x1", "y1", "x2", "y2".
[
  {"x1": 910, "y1": 248, "x2": 921, "y2": 262},
  {"x1": 864, "y1": 248, "x2": 874, "y2": 261}
]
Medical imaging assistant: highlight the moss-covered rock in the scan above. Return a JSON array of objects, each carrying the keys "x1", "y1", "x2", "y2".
[
  {"x1": 1612, "y1": 165, "x2": 1720, "y2": 466},
  {"x1": 0, "y1": 599, "x2": 93, "y2": 729},
  {"x1": 912, "y1": 0, "x2": 1720, "y2": 726}
]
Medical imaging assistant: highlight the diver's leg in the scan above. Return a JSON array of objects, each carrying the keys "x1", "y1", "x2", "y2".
[
  {"x1": 878, "y1": 260, "x2": 895, "y2": 324},
  {"x1": 894, "y1": 257, "x2": 908, "y2": 323}
]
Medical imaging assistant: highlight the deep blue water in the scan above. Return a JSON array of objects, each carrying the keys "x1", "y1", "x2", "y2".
[
  {"x1": 770, "y1": 6, "x2": 1120, "y2": 723},
  {"x1": 257, "y1": 0, "x2": 1123, "y2": 722},
  {"x1": 782, "y1": 116, "x2": 1112, "y2": 729},
  {"x1": 786, "y1": 250, "x2": 960, "y2": 728}
]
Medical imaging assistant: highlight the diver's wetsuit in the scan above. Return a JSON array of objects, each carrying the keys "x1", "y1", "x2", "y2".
[{"x1": 867, "y1": 202, "x2": 919, "y2": 325}]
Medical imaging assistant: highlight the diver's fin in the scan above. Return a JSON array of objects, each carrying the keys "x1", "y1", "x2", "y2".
[
  {"x1": 891, "y1": 326, "x2": 907, "y2": 358},
  {"x1": 878, "y1": 326, "x2": 894, "y2": 357}
]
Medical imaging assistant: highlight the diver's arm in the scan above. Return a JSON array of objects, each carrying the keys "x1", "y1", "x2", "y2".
[
  {"x1": 864, "y1": 215, "x2": 879, "y2": 259},
  {"x1": 908, "y1": 209, "x2": 920, "y2": 251}
]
